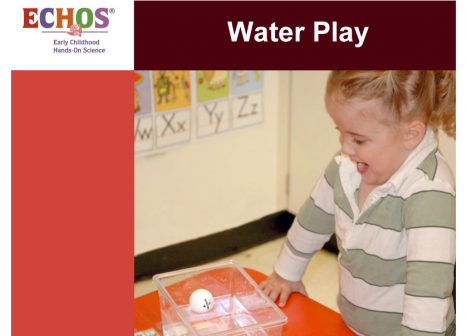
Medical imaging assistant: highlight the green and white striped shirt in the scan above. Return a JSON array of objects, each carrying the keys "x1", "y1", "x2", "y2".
[{"x1": 275, "y1": 128, "x2": 455, "y2": 336}]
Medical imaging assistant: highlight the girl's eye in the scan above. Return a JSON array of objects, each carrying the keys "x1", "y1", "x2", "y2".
[{"x1": 352, "y1": 138, "x2": 365, "y2": 145}]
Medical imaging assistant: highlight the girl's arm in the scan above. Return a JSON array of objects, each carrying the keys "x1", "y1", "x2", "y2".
[
  {"x1": 402, "y1": 188, "x2": 455, "y2": 335},
  {"x1": 260, "y1": 156, "x2": 339, "y2": 305}
]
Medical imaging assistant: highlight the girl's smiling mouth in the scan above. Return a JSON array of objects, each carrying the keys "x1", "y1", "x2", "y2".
[{"x1": 356, "y1": 162, "x2": 369, "y2": 174}]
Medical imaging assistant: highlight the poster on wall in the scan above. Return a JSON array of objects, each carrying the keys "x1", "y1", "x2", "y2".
[
  {"x1": 155, "y1": 110, "x2": 192, "y2": 149},
  {"x1": 196, "y1": 71, "x2": 230, "y2": 102},
  {"x1": 231, "y1": 71, "x2": 264, "y2": 129},
  {"x1": 196, "y1": 99, "x2": 230, "y2": 138},
  {"x1": 134, "y1": 115, "x2": 155, "y2": 153},
  {"x1": 134, "y1": 71, "x2": 155, "y2": 154},
  {"x1": 134, "y1": 71, "x2": 153, "y2": 115},
  {"x1": 152, "y1": 70, "x2": 193, "y2": 149},
  {"x1": 153, "y1": 71, "x2": 191, "y2": 112},
  {"x1": 196, "y1": 71, "x2": 231, "y2": 138},
  {"x1": 232, "y1": 92, "x2": 263, "y2": 129},
  {"x1": 231, "y1": 71, "x2": 263, "y2": 95},
  {"x1": 134, "y1": 70, "x2": 265, "y2": 156}
]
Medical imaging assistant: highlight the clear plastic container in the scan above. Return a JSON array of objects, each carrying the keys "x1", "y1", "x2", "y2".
[{"x1": 153, "y1": 260, "x2": 288, "y2": 336}]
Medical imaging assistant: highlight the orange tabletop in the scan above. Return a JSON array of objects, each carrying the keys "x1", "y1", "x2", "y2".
[{"x1": 135, "y1": 268, "x2": 356, "y2": 336}]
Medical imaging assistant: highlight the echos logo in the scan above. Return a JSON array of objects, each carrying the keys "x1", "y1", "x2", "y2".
[{"x1": 23, "y1": 8, "x2": 112, "y2": 29}]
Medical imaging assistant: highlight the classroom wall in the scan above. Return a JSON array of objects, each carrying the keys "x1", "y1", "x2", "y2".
[
  {"x1": 135, "y1": 71, "x2": 290, "y2": 255},
  {"x1": 287, "y1": 71, "x2": 456, "y2": 214}
]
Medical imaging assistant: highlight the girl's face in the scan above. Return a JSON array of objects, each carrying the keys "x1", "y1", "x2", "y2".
[{"x1": 326, "y1": 95, "x2": 412, "y2": 188}]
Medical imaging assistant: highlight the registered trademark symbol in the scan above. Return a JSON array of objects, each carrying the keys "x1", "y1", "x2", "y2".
[{"x1": 109, "y1": 8, "x2": 115, "y2": 14}]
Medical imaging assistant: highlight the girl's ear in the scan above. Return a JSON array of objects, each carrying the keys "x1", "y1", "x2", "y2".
[{"x1": 403, "y1": 120, "x2": 426, "y2": 150}]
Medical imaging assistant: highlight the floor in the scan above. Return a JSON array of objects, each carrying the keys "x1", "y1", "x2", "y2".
[{"x1": 134, "y1": 237, "x2": 340, "y2": 312}]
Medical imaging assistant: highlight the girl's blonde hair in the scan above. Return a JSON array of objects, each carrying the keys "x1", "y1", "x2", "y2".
[{"x1": 326, "y1": 71, "x2": 456, "y2": 138}]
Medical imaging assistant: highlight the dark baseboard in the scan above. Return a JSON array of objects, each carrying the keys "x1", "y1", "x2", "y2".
[{"x1": 135, "y1": 210, "x2": 338, "y2": 280}]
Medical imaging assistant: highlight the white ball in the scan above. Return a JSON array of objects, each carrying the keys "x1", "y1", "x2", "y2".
[{"x1": 189, "y1": 288, "x2": 214, "y2": 313}]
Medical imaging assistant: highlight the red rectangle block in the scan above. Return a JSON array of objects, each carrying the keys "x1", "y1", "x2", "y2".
[{"x1": 12, "y1": 71, "x2": 134, "y2": 335}]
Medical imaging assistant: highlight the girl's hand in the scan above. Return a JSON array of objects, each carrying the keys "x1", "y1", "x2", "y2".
[{"x1": 259, "y1": 271, "x2": 308, "y2": 307}]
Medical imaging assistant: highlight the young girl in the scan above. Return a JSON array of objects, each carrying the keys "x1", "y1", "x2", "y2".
[{"x1": 260, "y1": 71, "x2": 456, "y2": 336}]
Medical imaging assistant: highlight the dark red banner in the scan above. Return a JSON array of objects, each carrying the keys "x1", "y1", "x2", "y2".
[{"x1": 135, "y1": 1, "x2": 455, "y2": 70}]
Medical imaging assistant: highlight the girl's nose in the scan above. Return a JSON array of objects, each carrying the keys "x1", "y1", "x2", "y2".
[{"x1": 340, "y1": 137, "x2": 355, "y2": 156}]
